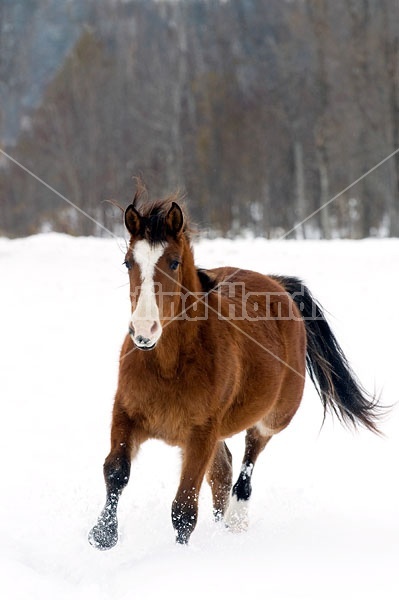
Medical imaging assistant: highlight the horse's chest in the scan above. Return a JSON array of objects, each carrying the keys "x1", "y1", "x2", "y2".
[{"x1": 123, "y1": 376, "x2": 206, "y2": 445}]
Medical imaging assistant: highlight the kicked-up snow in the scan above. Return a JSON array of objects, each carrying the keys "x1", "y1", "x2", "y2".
[{"x1": 0, "y1": 233, "x2": 398, "y2": 599}]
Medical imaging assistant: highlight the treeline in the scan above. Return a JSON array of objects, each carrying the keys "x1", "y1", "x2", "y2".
[{"x1": 1, "y1": 0, "x2": 398, "y2": 238}]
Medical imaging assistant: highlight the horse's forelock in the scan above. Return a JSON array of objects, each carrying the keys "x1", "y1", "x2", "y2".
[{"x1": 134, "y1": 195, "x2": 189, "y2": 245}]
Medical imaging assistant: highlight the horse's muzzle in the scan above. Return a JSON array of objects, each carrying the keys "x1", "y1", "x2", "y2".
[
  {"x1": 129, "y1": 327, "x2": 157, "y2": 351},
  {"x1": 135, "y1": 341, "x2": 157, "y2": 351}
]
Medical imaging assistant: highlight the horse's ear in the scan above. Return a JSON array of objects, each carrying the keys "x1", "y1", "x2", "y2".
[
  {"x1": 166, "y1": 202, "x2": 184, "y2": 236},
  {"x1": 125, "y1": 204, "x2": 142, "y2": 236}
]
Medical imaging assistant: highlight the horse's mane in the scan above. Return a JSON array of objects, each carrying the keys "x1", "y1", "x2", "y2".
[{"x1": 131, "y1": 186, "x2": 191, "y2": 244}]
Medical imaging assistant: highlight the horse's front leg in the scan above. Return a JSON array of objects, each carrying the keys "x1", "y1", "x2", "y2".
[
  {"x1": 89, "y1": 404, "x2": 146, "y2": 550},
  {"x1": 172, "y1": 427, "x2": 218, "y2": 544}
]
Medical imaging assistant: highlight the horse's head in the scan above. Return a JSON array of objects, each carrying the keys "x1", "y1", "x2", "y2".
[{"x1": 124, "y1": 198, "x2": 188, "y2": 351}]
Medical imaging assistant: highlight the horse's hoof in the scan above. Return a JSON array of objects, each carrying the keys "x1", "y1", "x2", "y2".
[
  {"x1": 88, "y1": 524, "x2": 118, "y2": 550},
  {"x1": 224, "y1": 496, "x2": 249, "y2": 533},
  {"x1": 213, "y1": 508, "x2": 224, "y2": 522},
  {"x1": 174, "y1": 525, "x2": 191, "y2": 545},
  {"x1": 175, "y1": 532, "x2": 190, "y2": 545}
]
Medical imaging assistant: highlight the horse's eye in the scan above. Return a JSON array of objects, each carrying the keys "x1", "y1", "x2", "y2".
[
  {"x1": 123, "y1": 259, "x2": 132, "y2": 270},
  {"x1": 170, "y1": 260, "x2": 180, "y2": 271}
]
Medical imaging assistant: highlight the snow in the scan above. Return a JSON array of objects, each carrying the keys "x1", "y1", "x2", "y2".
[{"x1": 0, "y1": 233, "x2": 398, "y2": 600}]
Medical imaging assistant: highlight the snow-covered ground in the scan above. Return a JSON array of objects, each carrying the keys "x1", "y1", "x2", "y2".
[{"x1": 0, "y1": 233, "x2": 398, "y2": 600}]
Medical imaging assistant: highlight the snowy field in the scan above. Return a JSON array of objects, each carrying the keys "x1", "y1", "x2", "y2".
[{"x1": 0, "y1": 233, "x2": 398, "y2": 600}]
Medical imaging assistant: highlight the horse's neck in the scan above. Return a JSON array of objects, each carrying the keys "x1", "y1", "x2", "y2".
[
  {"x1": 154, "y1": 264, "x2": 204, "y2": 378},
  {"x1": 154, "y1": 312, "x2": 200, "y2": 378}
]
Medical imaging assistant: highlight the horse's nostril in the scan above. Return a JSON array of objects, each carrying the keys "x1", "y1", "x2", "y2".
[
  {"x1": 128, "y1": 324, "x2": 135, "y2": 336},
  {"x1": 150, "y1": 321, "x2": 159, "y2": 335}
]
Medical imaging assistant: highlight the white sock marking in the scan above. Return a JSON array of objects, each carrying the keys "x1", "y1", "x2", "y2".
[{"x1": 224, "y1": 495, "x2": 250, "y2": 533}]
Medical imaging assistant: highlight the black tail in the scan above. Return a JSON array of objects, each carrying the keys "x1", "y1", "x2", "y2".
[{"x1": 275, "y1": 275, "x2": 381, "y2": 434}]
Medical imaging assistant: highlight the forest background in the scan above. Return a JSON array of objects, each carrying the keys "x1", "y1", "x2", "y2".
[{"x1": 1, "y1": 0, "x2": 398, "y2": 239}]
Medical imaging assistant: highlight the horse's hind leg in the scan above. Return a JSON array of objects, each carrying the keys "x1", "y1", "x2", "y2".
[
  {"x1": 224, "y1": 426, "x2": 272, "y2": 532},
  {"x1": 206, "y1": 441, "x2": 233, "y2": 521}
]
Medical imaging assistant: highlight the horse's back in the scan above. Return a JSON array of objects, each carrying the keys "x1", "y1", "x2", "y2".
[
  {"x1": 211, "y1": 266, "x2": 292, "y2": 295},
  {"x1": 210, "y1": 266, "x2": 304, "y2": 325}
]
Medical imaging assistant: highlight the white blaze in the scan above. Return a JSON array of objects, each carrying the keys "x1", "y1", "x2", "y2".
[{"x1": 131, "y1": 240, "x2": 164, "y2": 346}]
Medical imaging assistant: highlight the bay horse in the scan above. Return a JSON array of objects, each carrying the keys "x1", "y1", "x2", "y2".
[{"x1": 89, "y1": 194, "x2": 379, "y2": 550}]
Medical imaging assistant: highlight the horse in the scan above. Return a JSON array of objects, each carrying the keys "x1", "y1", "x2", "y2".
[{"x1": 89, "y1": 193, "x2": 380, "y2": 550}]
